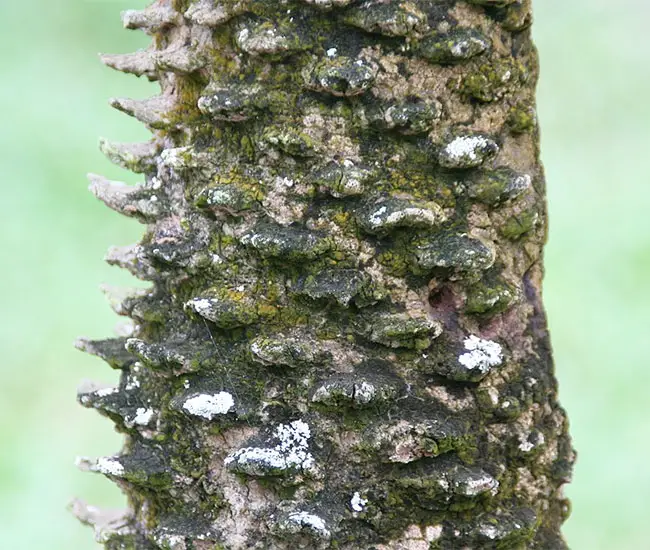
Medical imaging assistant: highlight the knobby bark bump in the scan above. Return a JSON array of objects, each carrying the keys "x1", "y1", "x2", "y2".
[{"x1": 73, "y1": 1, "x2": 575, "y2": 548}]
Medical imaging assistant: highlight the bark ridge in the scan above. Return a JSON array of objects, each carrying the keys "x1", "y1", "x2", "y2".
[{"x1": 75, "y1": 1, "x2": 574, "y2": 548}]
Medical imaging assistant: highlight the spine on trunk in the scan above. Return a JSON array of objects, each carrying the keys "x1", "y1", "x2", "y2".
[{"x1": 74, "y1": 1, "x2": 574, "y2": 548}]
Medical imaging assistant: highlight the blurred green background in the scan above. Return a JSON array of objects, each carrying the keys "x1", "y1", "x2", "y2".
[{"x1": 0, "y1": 0, "x2": 648, "y2": 548}]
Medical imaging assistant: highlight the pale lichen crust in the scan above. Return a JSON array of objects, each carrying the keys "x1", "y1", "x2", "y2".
[{"x1": 76, "y1": 0, "x2": 574, "y2": 548}]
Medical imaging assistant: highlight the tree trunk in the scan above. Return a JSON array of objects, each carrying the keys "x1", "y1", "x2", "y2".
[{"x1": 74, "y1": 1, "x2": 575, "y2": 548}]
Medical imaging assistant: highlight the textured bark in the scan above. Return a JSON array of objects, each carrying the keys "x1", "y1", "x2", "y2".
[{"x1": 74, "y1": 1, "x2": 575, "y2": 548}]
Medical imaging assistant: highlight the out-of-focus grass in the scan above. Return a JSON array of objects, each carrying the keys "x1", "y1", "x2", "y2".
[
  {"x1": 0, "y1": 1, "x2": 647, "y2": 548},
  {"x1": 0, "y1": 1, "x2": 151, "y2": 548},
  {"x1": 536, "y1": 1, "x2": 650, "y2": 548}
]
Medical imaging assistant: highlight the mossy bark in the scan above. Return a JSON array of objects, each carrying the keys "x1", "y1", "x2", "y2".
[{"x1": 75, "y1": 1, "x2": 574, "y2": 548}]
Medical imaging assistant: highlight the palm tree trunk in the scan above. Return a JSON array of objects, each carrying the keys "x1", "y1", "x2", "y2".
[{"x1": 74, "y1": 1, "x2": 575, "y2": 548}]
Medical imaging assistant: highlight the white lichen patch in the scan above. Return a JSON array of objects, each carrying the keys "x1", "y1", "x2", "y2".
[
  {"x1": 185, "y1": 297, "x2": 216, "y2": 318},
  {"x1": 159, "y1": 146, "x2": 194, "y2": 170},
  {"x1": 250, "y1": 334, "x2": 320, "y2": 369},
  {"x1": 337, "y1": 159, "x2": 366, "y2": 195},
  {"x1": 439, "y1": 135, "x2": 498, "y2": 168},
  {"x1": 510, "y1": 172, "x2": 533, "y2": 195},
  {"x1": 363, "y1": 199, "x2": 443, "y2": 233},
  {"x1": 96, "y1": 387, "x2": 119, "y2": 397},
  {"x1": 478, "y1": 524, "x2": 500, "y2": 540},
  {"x1": 450, "y1": 40, "x2": 470, "y2": 58},
  {"x1": 350, "y1": 491, "x2": 368, "y2": 512},
  {"x1": 225, "y1": 447, "x2": 287, "y2": 471},
  {"x1": 518, "y1": 431, "x2": 545, "y2": 453},
  {"x1": 280, "y1": 511, "x2": 331, "y2": 539},
  {"x1": 304, "y1": 0, "x2": 353, "y2": 7},
  {"x1": 450, "y1": 35, "x2": 488, "y2": 58},
  {"x1": 152, "y1": 532, "x2": 186, "y2": 550},
  {"x1": 129, "y1": 407, "x2": 154, "y2": 427},
  {"x1": 446, "y1": 135, "x2": 486, "y2": 159},
  {"x1": 125, "y1": 373, "x2": 140, "y2": 390},
  {"x1": 311, "y1": 384, "x2": 338, "y2": 403},
  {"x1": 183, "y1": 392, "x2": 235, "y2": 419},
  {"x1": 486, "y1": 386, "x2": 500, "y2": 406},
  {"x1": 368, "y1": 206, "x2": 388, "y2": 227},
  {"x1": 203, "y1": 188, "x2": 233, "y2": 205},
  {"x1": 95, "y1": 457, "x2": 125, "y2": 477},
  {"x1": 384, "y1": 207, "x2": 439, "y2": 227},
  {"x1": 458, "y1": 473, "x2": 499, "y2": 497},
  {"x1": 236, "y1": 25, "x2": 291, "y2": 56},
  {"x1": 354, "y1": 381, "x2": 377, "y2": 405},
  {"x1": 224, "y1": 420, "x2": 315, "y2": 475},
  {"x1": 458, "y1": 335, "x2": 503, "y2": 374},
  {"x1": 274, "y1": 420, "x2": 313, "y2": 463},
  {"x1": 311, "y1": 379, "x2": 379, "y2": 406},
  {"x1": 424, "y1": 525, "x2": 443, "y2": 541},
  {"x1": 78, "y1": 382, "x2": 116, "y2": 406}
]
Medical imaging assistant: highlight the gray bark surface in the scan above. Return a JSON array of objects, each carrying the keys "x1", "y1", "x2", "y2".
[{"x1": 74, "y1": 1, "x2": 574, "y2": 548}]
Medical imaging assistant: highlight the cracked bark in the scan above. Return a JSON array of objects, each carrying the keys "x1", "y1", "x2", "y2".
[{"x1": 74, "y1": 1, "x2": 575, "y2": 548}]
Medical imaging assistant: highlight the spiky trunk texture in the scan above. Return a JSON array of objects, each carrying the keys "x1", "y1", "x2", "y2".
[{"x1": 73, "y1": 1, "x2": 575, "y2": 548}]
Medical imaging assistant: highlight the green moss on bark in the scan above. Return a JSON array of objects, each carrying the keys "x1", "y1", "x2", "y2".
[{"x1": 76, "y1": 1, "x2": 574, "y2": 549}]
